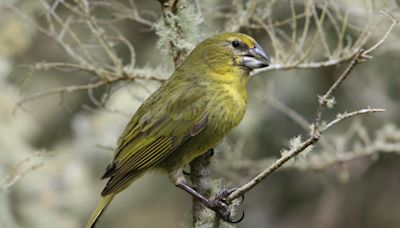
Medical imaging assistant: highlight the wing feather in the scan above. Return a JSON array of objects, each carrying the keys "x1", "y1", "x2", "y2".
[
  {"x1": 100, "y1": 82, "x2": 209, "y2": 195},
  {"x1": 102, "y1": 137, "x2": 177, "y2": 195}
]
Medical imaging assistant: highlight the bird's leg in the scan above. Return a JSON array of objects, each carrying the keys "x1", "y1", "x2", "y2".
[
  {"x1": 170, "y1": 169, "x2": 244, "y2": 223},
  {"x1": 182, "y1": 165, "x2": 191, "y2": 175},
  {"x1": 182, "y1": 148, "x2": 214, "y2": 176},
  {"x1": 204, "y1": 148, "x2": 214, "y2": 158}
]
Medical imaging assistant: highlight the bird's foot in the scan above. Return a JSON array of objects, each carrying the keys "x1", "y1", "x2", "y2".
[{"x1": 206, "y1": 188, "x2": 244, "y2": 223}]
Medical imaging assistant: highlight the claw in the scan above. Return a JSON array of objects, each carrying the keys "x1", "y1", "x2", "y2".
[
  {"x1": 210, "y1": 187, "x2": 245, "y2": 224},
  {"x1": 210, "y1": 198, "x2": 245, "y2": 224},
  {"x1": 208, "y1": 199, "x2": 230, "y2": 222},
  {"x1": 227, "y1": 211, "x2": 245, "y2": 224},
  {"x1": 173, "y1": 178, "x2": 245, "y2": 224}
]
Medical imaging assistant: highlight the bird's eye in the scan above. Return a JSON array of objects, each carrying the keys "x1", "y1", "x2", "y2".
[{"x1": 231, "y1": 40, "x2": 241, "y2": 49}]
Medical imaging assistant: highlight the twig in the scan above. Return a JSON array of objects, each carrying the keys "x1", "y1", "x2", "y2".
[
  {"x1": 304, "y1": 132, "x2": 400, "y2": 171},
  {"x1": 225, "y1": 0, "x2": 258, "y2": 32},
  {"x1": 322, "y1": 108, "x2": 386, "y2": 132},
  {"x1": 362, "y1": 11, "x2": 399, "y2": 56},
  {"x1": 91, "y1": 0, "x2": 154, "y2": 27},
  {"x1": 266, "y1": 96, "x2": 310, "y2": 130},
  {"x1": 253, "y1": 50, "x2": 357, "y2": 74},
  {"x1": 264, "y1": 95, "x2": 335, "y2": 153},
  {"x1": 311, "y1": 0, "x2": 331, "y2": 58},
  {"x1": 14, "y1": 72, "x2": 164, "y2": 114},
  {"x1": 0, "y1": 151, "x2": 51, "y2": 191},
  {"x1": 227, "y1": 11, "x2": 398, "y2": 200}
]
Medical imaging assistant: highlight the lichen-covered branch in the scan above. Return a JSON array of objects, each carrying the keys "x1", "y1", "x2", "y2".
[
  {"x1": 158, "y1": 0, "x2": 189, "y2": 65},
  {"x1": 157, "y1": 0, "x2": 211, "y2": 227}
]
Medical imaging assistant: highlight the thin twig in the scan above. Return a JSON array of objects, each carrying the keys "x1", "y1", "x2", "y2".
[
  {"x1": 14, "y1": 73, "x2": 164, "y2": 113},
  {"x1": 253, "y1": 52, "x2": 356, "y2": 74},
  {"x1": 362, "y1": 11, "x2": 399, "y2": 56},
  {"x1": 311, "y1": 0, "x2": 331, "y2": 58},
  {"x1": 305, "y1": 138, "x2": 400, "y2": 171},
  {"x1": 0, "y1": 151, "x2": 51, "y2": 191},
  {"x1": 227, "y1": 11, "x2": 398, "y2": 199},
  {"x1": 322, "y1": 108, "x2": 386, "y2": 132},
  {"x1": 264, "y1": 95, "x2": 335, "y2": 153}
]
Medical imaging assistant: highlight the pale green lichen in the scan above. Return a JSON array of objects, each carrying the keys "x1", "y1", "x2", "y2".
[
  {"x1": 154, "y1": 0, "x2": 204, "y2": 56},
  {"x1": 326, "y1": 96, "x2": 336, "y2": 108},
  {"x1": 281, "y1": 135, "x2": 313, "y2": 167}
]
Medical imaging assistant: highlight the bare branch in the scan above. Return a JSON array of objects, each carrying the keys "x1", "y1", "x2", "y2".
[
  {"x1": 0, "y1": 151, "x2": 50, "y2": 191},
  {"x1": 226, "y1": 12, "x2": 398, "y2": 200},
  {"x1": 301, "y1": 124, "x2": 400, "y2": 171},
  {"x1": 253, "y1": 52, "x2": 357, "y2": 74},
  {"x1": 362, "y1": 11, "x2": 399, "y2": 56},
  {"x1": 322, "y1": 108, "x2": 386, "y2": 132},
  {"x1": 14, "y1": 72, "x2": 164, "y2": 114},
  {"x1": 90, "y1": 0, "x2": 154, "y2": 27}
]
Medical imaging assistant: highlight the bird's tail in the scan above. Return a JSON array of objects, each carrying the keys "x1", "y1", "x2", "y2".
[{"x1": 86, "y1": 194, "x2": 115, "y2": 228}]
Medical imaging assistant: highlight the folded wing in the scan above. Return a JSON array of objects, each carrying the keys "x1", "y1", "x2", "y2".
[{"x1": 101, "y1": 82, "x2": 209, "y2": 195}]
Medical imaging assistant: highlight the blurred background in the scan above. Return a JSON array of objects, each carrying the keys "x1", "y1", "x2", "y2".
[{"x1": 1, "y1": 0, "x2": 400, "y2": 228}]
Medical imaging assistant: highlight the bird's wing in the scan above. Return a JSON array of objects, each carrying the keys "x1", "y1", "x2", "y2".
[{"x1": 101, "y1": 82, "x2": 209, "y2": 195}]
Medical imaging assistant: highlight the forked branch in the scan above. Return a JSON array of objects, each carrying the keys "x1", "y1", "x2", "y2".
[{"x1": 226, "y1": 12, "x2": 398, "y2": 202}]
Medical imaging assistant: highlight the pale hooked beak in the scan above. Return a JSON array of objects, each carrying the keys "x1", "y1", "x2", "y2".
[{"x1": 241, "y1": 43, "x2": 271, "y2": 70}]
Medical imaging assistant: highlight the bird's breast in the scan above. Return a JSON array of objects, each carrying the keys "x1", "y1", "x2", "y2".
[
  {"x1": 159, "y1": 84, "x2": 247, "y2": 172},
  {"x1": 206, "y1": 85, "x2": 247, "y2": 136}
]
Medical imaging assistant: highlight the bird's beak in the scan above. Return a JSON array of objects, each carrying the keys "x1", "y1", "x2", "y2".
[{"x1": 241, "y1": 43, "x2": 271, "y2": 70}]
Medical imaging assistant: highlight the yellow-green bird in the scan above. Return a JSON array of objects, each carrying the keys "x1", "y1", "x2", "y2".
[{"x1": 86, "y1": 32, "x2": 270, "y2": 227}]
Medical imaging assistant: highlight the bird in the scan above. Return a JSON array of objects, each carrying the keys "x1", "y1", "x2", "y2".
[{"x1": 86, "y1": 32, "x2": 270, "y2": 227}]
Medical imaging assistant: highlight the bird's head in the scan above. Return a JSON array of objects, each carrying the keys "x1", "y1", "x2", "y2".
[{"x1": 179, "y1": 32, "x2": 270, "y2": 78}]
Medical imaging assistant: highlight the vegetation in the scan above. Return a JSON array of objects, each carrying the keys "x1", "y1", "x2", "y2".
[{"x1": 1, "y1": 0, "x2": 399, "y2": 227}]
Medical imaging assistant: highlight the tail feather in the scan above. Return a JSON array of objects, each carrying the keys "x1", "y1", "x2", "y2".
[{"x1": 86, "y1": 194, "x2": 115, "y2": 228}]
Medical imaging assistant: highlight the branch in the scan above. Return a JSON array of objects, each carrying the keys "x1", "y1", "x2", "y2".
[
  {"x1": 322, "y1": 108, "x2": 386, "y2": 132},
  {"x1": 158, "y1": 0, "x2": 188, "y2": 65},
  {"x1": 90, "y1": 0, "x2": 155, "y2": 27},
  {"x1": 157, "y1": 0, "x2": 210, "y2": 226},
  {"x1": 253, "y1": 52, "x2": 356, "y2": 74},
  {"x1": 304, "y1": 143, "x2": 398, "y2": 171},
  {"x1": 301, "y1": 123, "x2": 400, "y2": 171},
  {"x1": 227, "y1": 11, "x2": 398, "y2": 201},
  {"x1": 244, "y1": 0, "x2": 381, "y2": 76},
  {"x1": 190, "y1": 151, "x2": 213, "y2": 225},
  {"x1": 227, "y1": 50, "x2": 363, "y2": 201},
  {"x1": 14, "y1": 71, "x2": 164, "y2": 113},
  {"x1": 0, "y1": 151, "x2": 50, "y2": 191}
]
